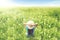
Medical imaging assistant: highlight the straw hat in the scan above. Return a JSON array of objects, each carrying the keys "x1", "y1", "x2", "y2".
[{"x1": 26, "y1": 20, "x2": 35, "y2": 25}]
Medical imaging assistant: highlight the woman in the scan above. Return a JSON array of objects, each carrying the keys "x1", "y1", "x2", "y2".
[{"x1": 24, "y1": 20, "x2": 37, "y2": 37}]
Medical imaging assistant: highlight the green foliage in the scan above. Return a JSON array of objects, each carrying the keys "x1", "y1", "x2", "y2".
[{"x1": 0, "y1": 7, "x2": 60, "y2": 40}]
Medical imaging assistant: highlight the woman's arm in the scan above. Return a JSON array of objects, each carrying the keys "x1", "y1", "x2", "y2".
[
  {"x1": 35, "y1": 23, "x2": 38, "y2": 27},
  {"x1": 23, "y1": 23, "x2": 26, "y2": 27}
]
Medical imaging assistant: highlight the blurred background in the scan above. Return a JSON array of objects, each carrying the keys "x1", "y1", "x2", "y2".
[{"x1": 0, "y1": 0, "x2": 60, "y2": 40}]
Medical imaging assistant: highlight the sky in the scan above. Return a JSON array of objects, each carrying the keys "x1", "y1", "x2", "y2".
[{"x1": 0, "y1": 0, "x2": 60, "y2": 8}]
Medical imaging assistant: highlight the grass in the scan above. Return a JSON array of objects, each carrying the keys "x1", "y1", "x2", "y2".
[{"x1": 0, "y1": 7, "x2": 60, "y2": 40}]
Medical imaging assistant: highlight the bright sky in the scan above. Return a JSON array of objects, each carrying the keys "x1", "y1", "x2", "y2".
[{"x1": 0, "y1": 0, "x2": 60, "y2": 8}]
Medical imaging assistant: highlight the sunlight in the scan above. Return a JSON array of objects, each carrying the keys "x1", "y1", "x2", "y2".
[
  {"x1": 0, "y1": 0, "x2": 60, "y2": 8},
  {"x1": 0, "y1": 0, "x2": 17, "y2": 8}
]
